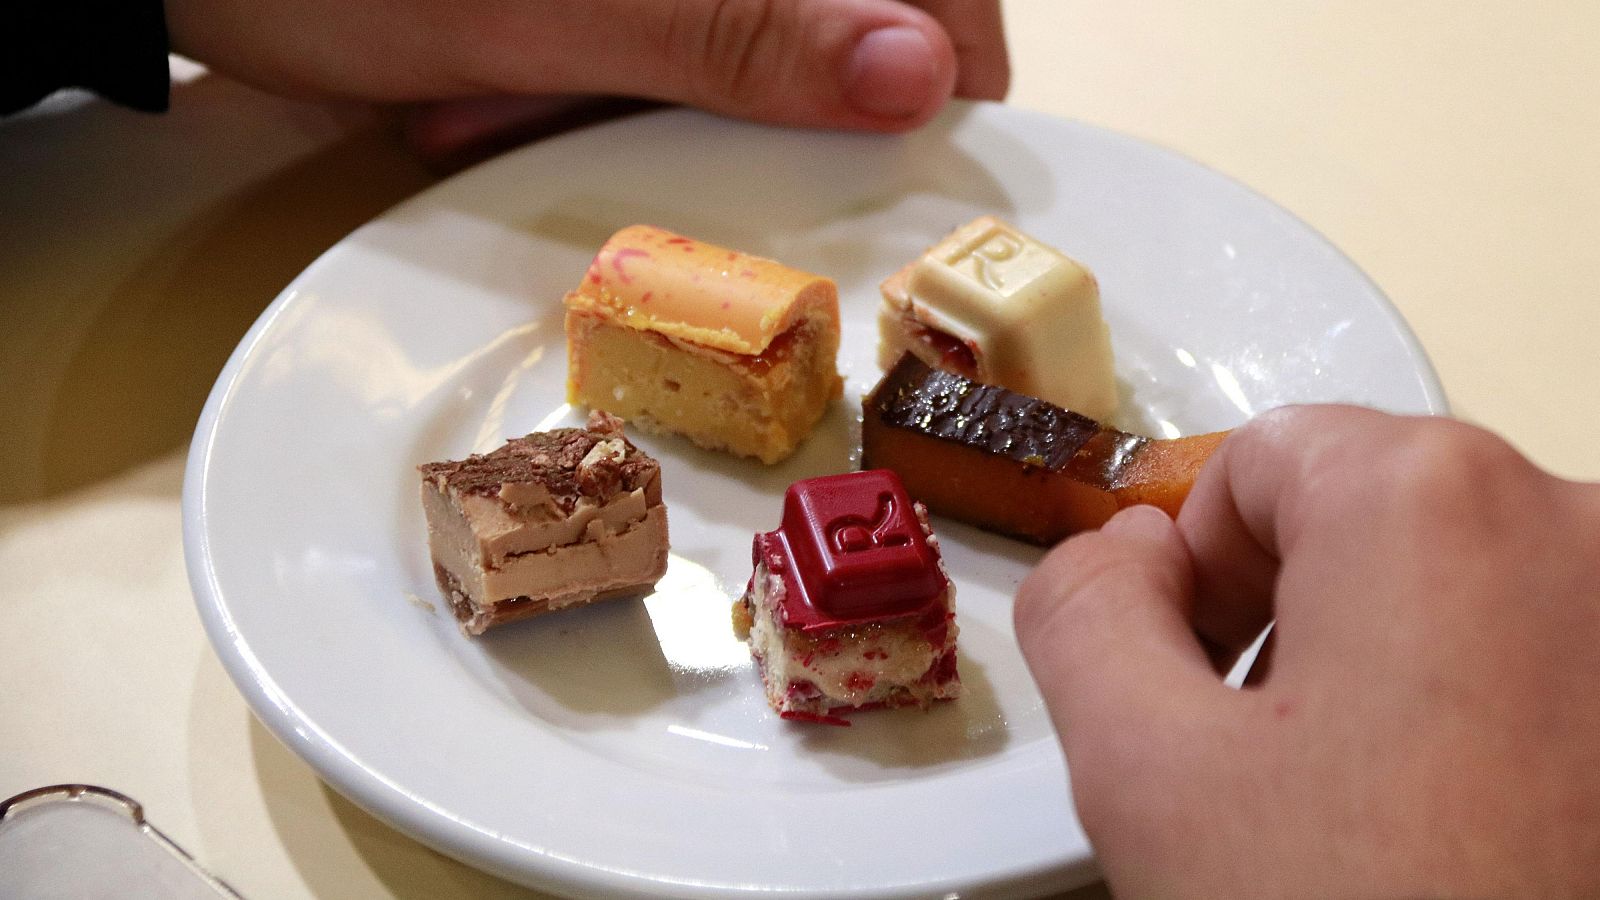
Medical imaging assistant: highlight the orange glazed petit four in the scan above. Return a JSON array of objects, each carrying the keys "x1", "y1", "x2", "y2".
[{"x1": 565, "y1": 226, "x2": 842, "y2": 464}]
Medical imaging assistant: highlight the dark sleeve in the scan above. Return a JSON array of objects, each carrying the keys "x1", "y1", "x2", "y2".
[{"x1": 1, "y1": 1, "x2": 171, "y2": 115}]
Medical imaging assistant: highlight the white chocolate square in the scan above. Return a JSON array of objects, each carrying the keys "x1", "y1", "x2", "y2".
[{"x1": 879, "y1": 216, "x2": 1118, "y2": 420}]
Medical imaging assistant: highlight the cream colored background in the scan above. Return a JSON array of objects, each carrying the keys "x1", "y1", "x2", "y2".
[{"x1": 2, "y1": 3, "x2": 1594, "y2": 898}]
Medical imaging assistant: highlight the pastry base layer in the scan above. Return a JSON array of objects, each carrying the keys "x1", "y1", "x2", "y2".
[
  {"x1": 566, "y1": 314, "x2": 840, "y2": 465},
  {"x1": 736, "y1": 561, "x2": 959, "y2": 723},
  {"x1": 436, "y1": 566, "x2": 659, "y2": 635}
]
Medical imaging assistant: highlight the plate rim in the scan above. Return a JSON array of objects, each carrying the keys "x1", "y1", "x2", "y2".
[{"x1": 182, "y1": 100, "x2": 1447, "y2": 899}]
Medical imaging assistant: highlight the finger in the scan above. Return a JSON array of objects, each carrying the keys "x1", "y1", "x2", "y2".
[
  {"x1": 404, "y1": 95, "x2": 660, "y2": 173},
  {"x1": 1176, "y1": 404, "x2": 1412, "y2": 658},
  {"x1": 452, "y1": 0, "x2": 961, "y2": 131},
  {"x1": 1015, "y1": 505, "x2": 1237, "y2": 784},
  {"x1": 903, "y1": 1, "x2": 1010, "y2": 99},
  {"x1": 1171, "y1": 428, "x2": 1281, "y2": 661}
]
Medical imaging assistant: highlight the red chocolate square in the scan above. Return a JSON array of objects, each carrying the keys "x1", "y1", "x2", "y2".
[
  {"x1": 736, "y1": 470, "x2": 960, "y2": 722},
  {"x1": 774, "y1": 470, "x2": 946, "y2": 627}
]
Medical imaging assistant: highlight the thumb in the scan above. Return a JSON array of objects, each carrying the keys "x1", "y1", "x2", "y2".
[
  {"x1": 464, "y1": 0, "x2": 960, "y2": 130},
  {"x1": 1014, "y1": 505, "x2": 1236, "y2": 817}
]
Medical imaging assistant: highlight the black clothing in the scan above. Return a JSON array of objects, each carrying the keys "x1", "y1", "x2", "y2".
[{"x1": 2, "y1": 1, "x2": 170, "y2": 114}]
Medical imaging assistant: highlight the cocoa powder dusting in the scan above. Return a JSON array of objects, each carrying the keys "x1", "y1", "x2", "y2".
[{"x1": 419, "y1": 416, "x2": 657, "y2": 511}]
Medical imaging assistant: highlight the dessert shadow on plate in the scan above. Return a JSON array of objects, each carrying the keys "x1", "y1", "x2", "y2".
[{"x1": 474, "y1": 599, "x2": 686, "y2": 722}]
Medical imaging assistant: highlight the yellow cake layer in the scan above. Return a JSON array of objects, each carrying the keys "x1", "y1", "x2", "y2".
[{"x1": 566, "y1": 312, "x2": 841, "y2": 464}]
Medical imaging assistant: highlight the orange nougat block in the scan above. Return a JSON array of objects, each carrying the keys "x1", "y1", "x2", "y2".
[{"x1": 862, "y1": 354, "x2": 1228, "y2": 545}]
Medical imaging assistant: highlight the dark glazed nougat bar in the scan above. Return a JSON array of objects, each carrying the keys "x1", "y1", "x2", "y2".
[{"x1": 861, "y1": 353, "x2": 1228, "y2": 544}]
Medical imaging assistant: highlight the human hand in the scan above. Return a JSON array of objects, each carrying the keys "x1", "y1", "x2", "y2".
[
  {"x1": 1015, "y1": 405, "x2": 1600, "y2": 897},
  {"x1": 162, "y1": 0, "x2": 1008, "y2": 168}
]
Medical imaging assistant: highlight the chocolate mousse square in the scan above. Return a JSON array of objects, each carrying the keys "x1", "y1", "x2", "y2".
[{"x1": 418, "y1": 411, "x2": 669, "y2": 635}]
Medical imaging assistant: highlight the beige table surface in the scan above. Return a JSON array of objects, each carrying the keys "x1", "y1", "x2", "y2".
[{"x1": 3, "y1": 3, "x2": 1595, "y2": 898}]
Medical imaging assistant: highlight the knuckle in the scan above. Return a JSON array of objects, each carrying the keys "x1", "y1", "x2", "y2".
[
  {"x1": 1238, "y1": 408, "x2": 1542, "y2": 535},
  {"x1": 1235, "y1": 404, "x2": 1373, "y2": 469},
  {"x1": 1237, "y1": 403, "x2": 1324, "y2": 444},
  {"x1": 1383, "y1": 419, "x2": 1535, "y2": 511},
  {"x1": 669, "y1": 0, "x2": 789, "y2": 108},
  {"x1": 1308, "y1": 417, "x2": 1552, "y2": 553}
]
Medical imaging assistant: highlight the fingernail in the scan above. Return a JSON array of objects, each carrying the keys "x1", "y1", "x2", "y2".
[
  {"x1": 843, "y1": 26, "x2": 940, "y2": 119},
  {"x1": 1100, "y1": 504, "x2": 1174, "y2": 538}
]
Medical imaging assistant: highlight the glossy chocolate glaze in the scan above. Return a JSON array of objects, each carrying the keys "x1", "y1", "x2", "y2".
[
  {"x1": 866, "y1": 354, "x2": 1142, "y2": 486},
  {"x1": 1066, "y1": 429, "x2": 1151, "y2": 489}
]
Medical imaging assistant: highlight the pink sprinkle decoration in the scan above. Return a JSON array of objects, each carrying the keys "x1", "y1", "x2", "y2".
[
  {"x1": 608, "y1": 247, "x2": 648, "y2": 284},
  {"x1": 721, "y1": 301, "x2": 731, "y2": 309},
  {"x1": 641, "y1": 291, "x2": 653, "y2": 304},
  {"x1": 740, "y1": 269, "x2": 756, "y2": 279}
]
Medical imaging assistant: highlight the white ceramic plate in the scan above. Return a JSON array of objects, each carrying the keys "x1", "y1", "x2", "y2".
[{"x1": 184, "y1": 103, "x2": 1446, "y2": 899}]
